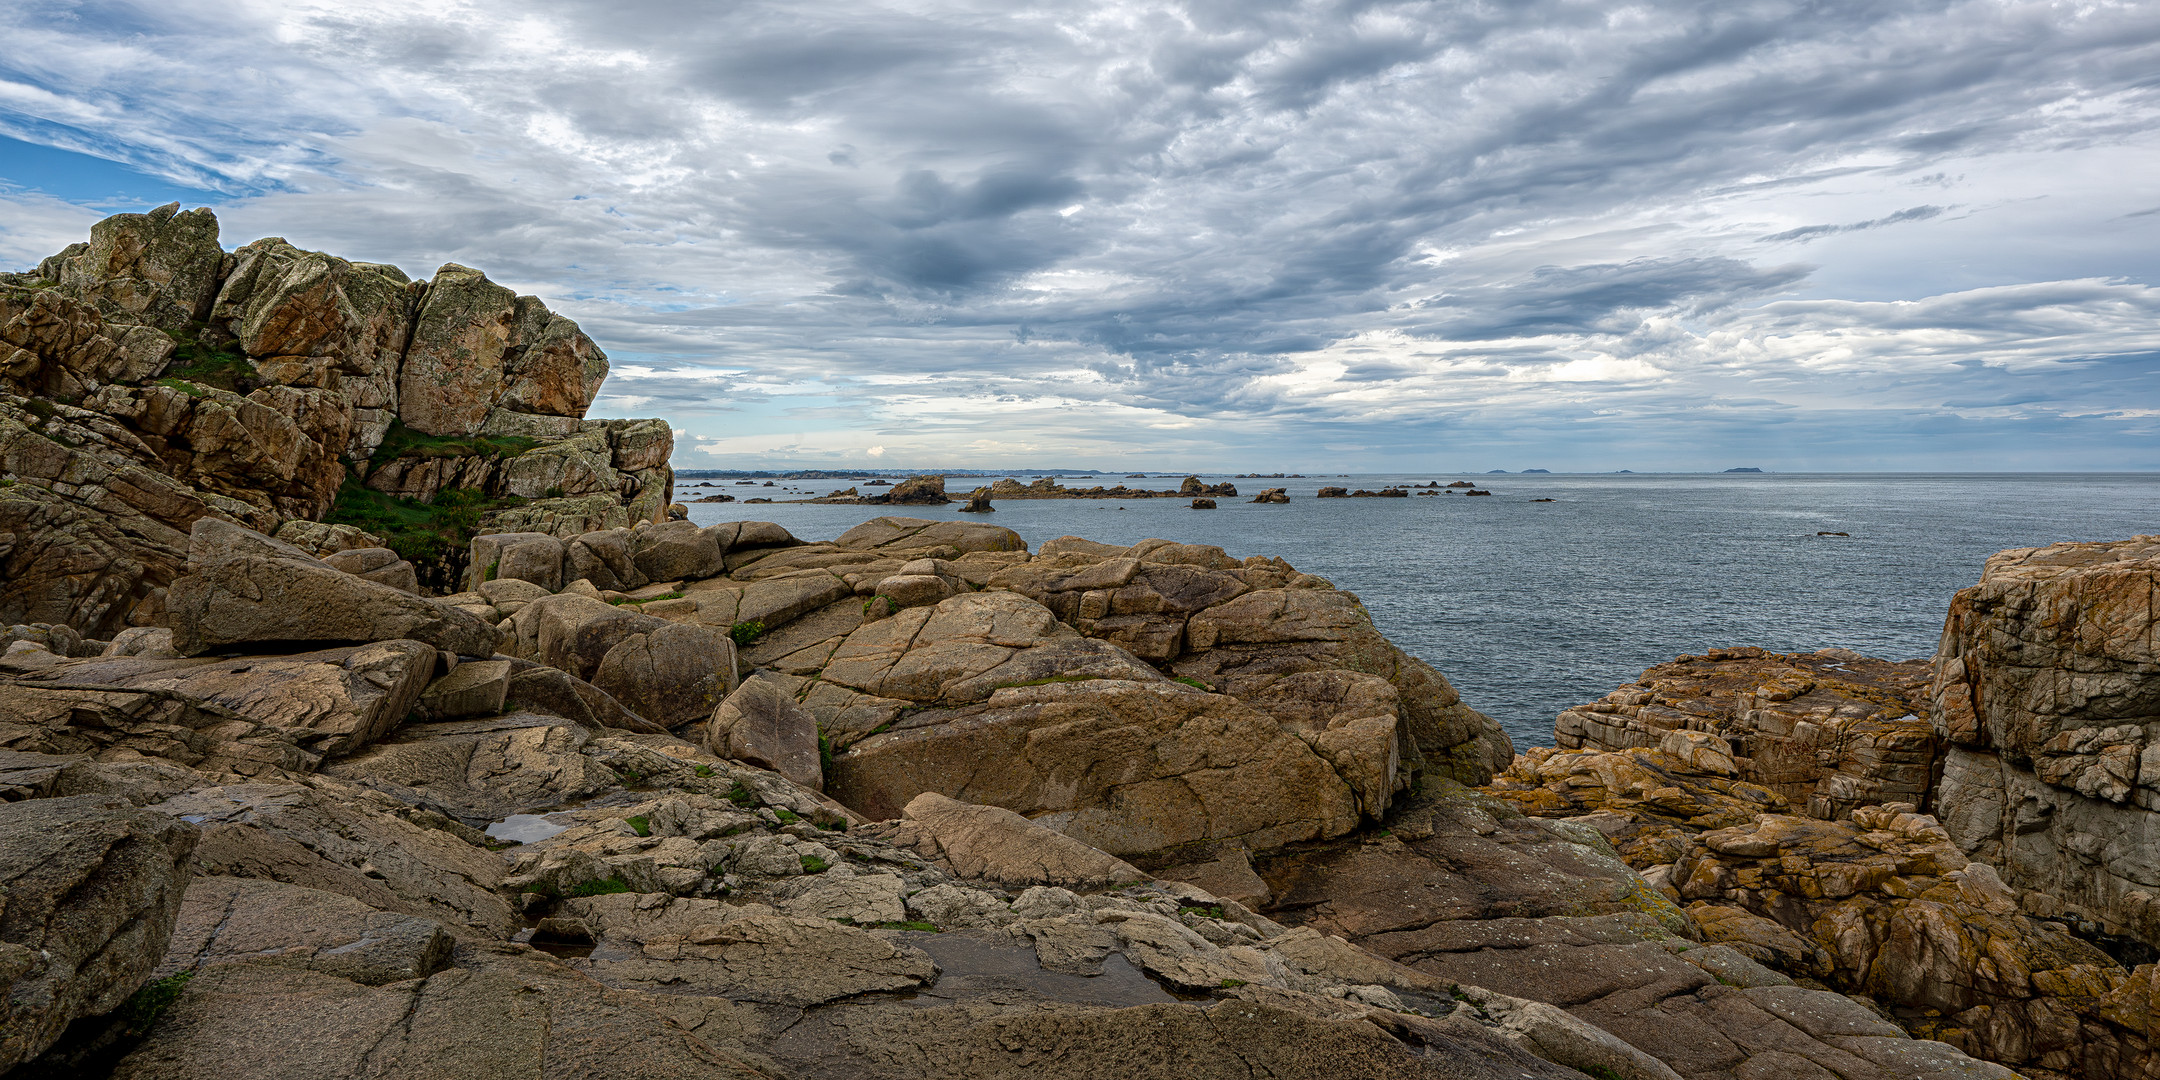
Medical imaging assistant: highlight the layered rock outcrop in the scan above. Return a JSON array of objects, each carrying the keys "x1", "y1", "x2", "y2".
[
  {"x1": 1929, "y1": 535, "x2": 2160, "y2": 954},
  {"x1": 1, "y1": 204, "x2": 671, "y2": 634},
  {"x1": 1557, "y1": 646, "x2": 1937, "y2": 820}
]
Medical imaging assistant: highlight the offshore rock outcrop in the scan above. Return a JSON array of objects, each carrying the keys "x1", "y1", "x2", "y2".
[{"x1": 1, "y1": 204, "x2": 671, "y2": 634}]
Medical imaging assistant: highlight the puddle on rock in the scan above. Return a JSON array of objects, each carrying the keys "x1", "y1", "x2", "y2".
[
  {"x1": 899, "y1": 930, "x2": 1179, "y2": 1008},
  {"x1": 486, "y1": 813, "x2": 574, "y2": 844}
]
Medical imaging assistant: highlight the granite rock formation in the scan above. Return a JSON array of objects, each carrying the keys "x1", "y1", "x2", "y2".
[
  {"x1": 1, "y1": 205, "x2": 671, "y2": 634},
  {"x1": 1929, "y1": 535, "x2": 2160, "y2": 954},
  {"x1": 1556, "y1": 646, "x2": 1938, "y2": 820}
]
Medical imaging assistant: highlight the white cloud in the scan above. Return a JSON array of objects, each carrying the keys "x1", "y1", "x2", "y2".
[{"x1": 1, "y1": 0, "x2": 2156, "y2": 468}]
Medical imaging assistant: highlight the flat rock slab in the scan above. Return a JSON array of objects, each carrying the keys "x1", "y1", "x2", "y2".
[
  {"x1": 110, "y1": 949, "x2": 773, "y2": 1080},
  {"x1": 323, "y1": 712, "x2": 619, "y2": 825},
  {"x1": 153, "y1": 780, "x2": 515, "y2": 938},
  {"x1": 168, "y1": 553, "x2": 499, "y2": 658},
  {"x1": 562, "y1": 894, "x2": 937, "y2": 1006},
  {"x1": 157, "y1": 877, "x2": 454, "y2": 986}
]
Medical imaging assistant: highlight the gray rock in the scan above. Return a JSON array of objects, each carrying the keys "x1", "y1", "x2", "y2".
[
  {"x1": 707, "y1": 677, "x2": 822, "y2": 790},
  {"x1": 156, "y1": 877, "x2": 453, "y2": 986},
  {"x1": 0, "y1": 795, "x2": 200, "y2": 1071},
  {"x1": 416, "y1": 658, "x2": 510, "y2": 720},
  {"x1": 152, "y1": 779, "x2": 515, "y2": 937},
  {"x1": 168, "y1": 554, "x2": 499, "y2": 658},
  {"x1": 186, "y1": 517, "x2": 325, "y2": 571},
  {"x1": 874, "y1": 792, "x2": 1144, "y2": 891},
  {"x1": 630, "y1": 520, "x2": 724, "y2": 582},
  {"x1": 468, "y1": 532, "x2": 565, "y2": 593}
]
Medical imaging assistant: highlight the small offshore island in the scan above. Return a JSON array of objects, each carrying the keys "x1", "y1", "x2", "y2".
[{"x1": 0, "y1": 208, "x2": 2153, "y2": 1080}]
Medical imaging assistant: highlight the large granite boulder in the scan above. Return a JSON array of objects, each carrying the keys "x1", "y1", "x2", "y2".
[
  {"x1": 871, "y1": 791, "x2": 1146, "y2": 890},
  {"x1": 0, "y1": 795, "x2": 200, "y2": 1071},
  {"x1": 168, "y1": 551, "x2": 499, "y2": 657},
  {"x1": 1928, "y1": 535, "x2": 2160, "y2": 951},
  {"x1": 2, "y1": 641, "x2": 437, "y2": 758},
  {"x1": 829, "y1": 677, "x2": 1366, "y2": 860},
  {"x1": 707, "y1": 676, "x2": 822, "y2": 790},
  {"x1": 503, "y1": 592, "x2": 735, "y2": 728}
]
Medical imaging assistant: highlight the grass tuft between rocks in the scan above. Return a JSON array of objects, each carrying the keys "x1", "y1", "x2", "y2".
[
  {"x1": 323, "y1": 480, "x2": 527, "y2": 564},
  {"x1": 119, "y1": 970, "x2": 194, "y2": 1038}
]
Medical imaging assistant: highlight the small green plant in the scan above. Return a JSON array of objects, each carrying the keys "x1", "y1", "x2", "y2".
[
  {"x1": 610, "y1": 591, "x2": 684, "y2": 606},
  {"x1": 869, "y1": 720, "x2": 895, "y2": 736},
  {"x1": 693, "y1": 764, "x2": 715, "y2": 778},
  {"x1": 1178, "y1": 902, "x2": 1226, "y2": 920},
  {"x1": 992, "y1": 674, "x2": 1103, "y2": 690},
  {"x1": 564, "y1": 876, "x2": 633, "y2": 898},
  {"x1": 818, "y1": 730, "x2": 834, "y2": 777},
  {"x1": 773, "y1": 808, "x2": 801, "y2": 824},
  {"x1": 23, "y1": 398, "x2": 58, "y2": 421},
  {"x1": 719, "y1": 821, "x2": 756, "y2": 837},
  {"x1": 614, "y1": 765, "x2": 648, "y2": 789},
  {"x1": 119, "y1": 970, "x2": 194, "y2": 1038},
  {"x1": 366, "y1": 420, "x2": 540, "y2": 470},
  {"x1": 728, "y1": 620, "x2": 766, "y2": 646},
  {"x1": 161, "y1": 324, "x2": 258, "y2": 392},
  {"x1": 321, "y1": 480, "x2": 529, "y2": 565},
  {"x1": 726, "y1": 780, "x2": 755, "y2": 807},
  {"x1": 153, "y1": 376, "x2": 209, "y2": 399},
  {"x1": 625, "y1": 815, "x2": 651, "y2": 836},
  {"x1": 799, "y1": 854, "x2": 830, "y2": 874},
  {"x1": 544, "y1": 485, "x2": 566, "y2": 498},
  {"x1": 819, "y1": 818, "x2": 848, "y2": 833},
  {"x1": 1173, "y1": 676, "x2": 1212, "y2": 691},
  {"x1": 483, "y1": 558, "x2": 500, "y2": 582},
  {"x1": 1218, "y1": 978, "x2": 1248, "y2": 988}
]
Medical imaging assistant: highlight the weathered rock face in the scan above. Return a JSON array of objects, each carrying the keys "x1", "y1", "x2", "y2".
[
  {"x1": 4, "y1": 641, "x2": 437, "y2": 759},
  {"x1": 1927, "y1": 535, "x2": 2160, "y2": 958},
  {"x1": 707, "y1": 676, "x2": 822, "y2": 790},
  {"x1": 1558, "y1": 646, "x2": 1938, "y2": 820},
  {"x1": 1252, "y1": 778, "x2": 2026, "y2": 1080},
  {"x1": 0, "y1": 205, "x2": 670, "y2": 637},
  {"x1": 168, "y1": 552, "x2": 500, "y2": 657},
  {"x1": 871, "y1": 792, "x2": 1146, "y2": 890},
  {"x1": 0, "y1": 795, "x2": 200, "y2": 1072},
  {"x1": 1669, "y1": 804, "x2": 2157, "y2": 1080}
]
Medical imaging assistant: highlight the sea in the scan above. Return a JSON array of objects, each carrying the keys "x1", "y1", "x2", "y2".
[{"x1": 681, "y1": 473, "x2": 2160, "y2": 750}]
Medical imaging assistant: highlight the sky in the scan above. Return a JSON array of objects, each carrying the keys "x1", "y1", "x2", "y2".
[{"x1": 2, "y1": 0, "x2": 2158, "y2": 472}]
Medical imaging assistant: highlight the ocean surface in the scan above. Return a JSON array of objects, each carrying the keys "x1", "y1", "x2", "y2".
[{"x1": 682, "y1": 473, "x2": 2160, "y2": 749}]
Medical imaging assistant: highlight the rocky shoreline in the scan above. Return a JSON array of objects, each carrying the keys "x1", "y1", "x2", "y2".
[{"x1": 1, "y1": 210, "x2": 2155, "y2": 1080}]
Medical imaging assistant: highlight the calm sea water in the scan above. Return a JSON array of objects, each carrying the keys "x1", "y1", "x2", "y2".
[{"x1": 682, "y1": 473, "x2": 2160, "y2": 749}]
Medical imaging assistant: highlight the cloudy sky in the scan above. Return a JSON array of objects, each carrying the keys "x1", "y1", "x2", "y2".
[{"x1": 3, "y1": 0, "x2": 2157, "y2": 471}]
